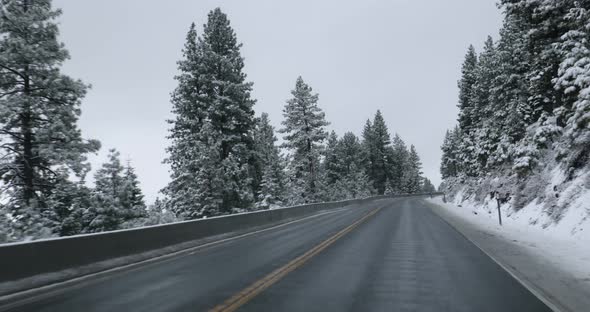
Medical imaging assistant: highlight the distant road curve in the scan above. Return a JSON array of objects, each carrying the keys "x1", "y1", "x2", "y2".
[{"x1": 4, "y1": 197, "x2": 551, "y2": 312}]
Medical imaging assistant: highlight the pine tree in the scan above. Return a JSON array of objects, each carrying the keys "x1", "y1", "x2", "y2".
[
  {"x1": 500, "y1": 0, "x2": 569, "y2": 125},
  {"x1": 457, "y1": 45, "x2": 478, "y2": 132},
  {"x1": 334, "y1": 132, "x2": 373, "y2": 199},
  {"x1": 50, "y1": 177, "x2": 93, "y2": 236},
  {"x1": 253, "y1": 113, "x2": 286, "y2": 208},
  {"x1": 121, "y1": 160, "x2": 146, "y2": 218},
  {"x1": 403, "y1": 145, "x2": 423, "y2": 194},
  {"x1": 471, "y1": 36, "x2": 499, "y2": 172},
  {"x1": 487, "y1": 15, "x2": 529, "y2": 167},
  {"x1": 86, "y1": 149, "x2": 125, "y2": 232},
  {"x1": 84, "y1": 150, "x2": 146, "y2": 232},
  {"x1": 0, "y1": 0, "x2": 100, "y2": 239},
  {"x1": 323, "y1": 131, "x2": 340, "y2": 188},
  {"x1": 361, "y1": 119, "x2": 376, "y2": 192},
  {"x1": 280, "y1": 76, "x2": 329, "y2": 203},
  {"x1": 164, "y1": 8, "x2": 256, "y2": 218},
  {"x1": 440, "y1": 128, "x2": 460, "y2": 178},
  {"x1": 553, "y1": 2, "x2": 590, "y2": 169},
  {"x1": 368, "y1": 110, "x2": 391, "y2": 194},
  {"x1": 389, "y1": 134, "x2": 409, "y2": 193}
]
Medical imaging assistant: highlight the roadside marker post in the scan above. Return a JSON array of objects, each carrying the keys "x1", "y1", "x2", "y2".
[{"x1": 495, "y1": 191, "x2": 503, "y2": 226}]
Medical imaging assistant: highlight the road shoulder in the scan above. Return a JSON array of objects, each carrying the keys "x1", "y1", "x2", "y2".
[{"x1": 425, "y1": 198, "x2": 590, "y2": 312}]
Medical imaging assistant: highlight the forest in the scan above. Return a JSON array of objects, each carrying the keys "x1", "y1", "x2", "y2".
[
  {"x1": 440, "y1": 0, "x2": 590, "y2": 217},
  {"x1": 0, "y1": 2, "x2": 433, "y2": 243}
]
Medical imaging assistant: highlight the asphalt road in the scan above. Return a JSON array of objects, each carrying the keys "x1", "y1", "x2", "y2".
[{"x1": 5, "y1": 198, "x2": 551, "y2": 312}]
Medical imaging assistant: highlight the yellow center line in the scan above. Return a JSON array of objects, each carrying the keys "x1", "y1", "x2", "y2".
[{"x1": 209, "y1": 207, "x2": 382, "y2": 312}]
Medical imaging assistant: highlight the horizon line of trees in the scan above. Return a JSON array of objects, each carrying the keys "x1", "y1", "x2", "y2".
[
  {"x1": 0, "y1": 2, "x2": 434, "y2": 243},
  {"x1": 441, "y1": 0, "x2": 590, "y2": 183},
  {"x1": 163, "y1": 8, "x2": 434, "y2": 219}
]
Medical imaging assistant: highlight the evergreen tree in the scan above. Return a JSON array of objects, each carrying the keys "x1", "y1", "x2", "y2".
[
  {"x1": 121, "y1": 160, "x2": 146, "y2": 217},
  {"x1": 367, "y1": 110, "x2": 391, "y2": 194},
  {"x1": 253, "y1": 113, "x2": 286, "y2": 208},
  {"x1": 164, "y1": 8, "x2": 256, "y2": 218},
  {"x1": 361, "y1": 119, "x2": 376, "y2": 192},
  {"x1": 487, "y1": 15, "x2": 529, "y2": 167},
  {"x1": 553, "y1": 2, "x2": 590, "y2": 169},
  {"x1": 323, "y1": 131, "x2": 340, "y2": 187},
  {"x1": 84, "y1": 150, "x2": 146, "y2": 232},
  {"x1": 403, "y1": 145, "x2": 423, "y2": 193},
  {"x1": 440, "y1": 128, "x2": 460, "y2": 179},
  {"x1": 334, "y1": 132, "x2": 373, "y2": 199},
  {"x1": 280, "y1": 76, "x2": 329, "y2": 203},
  {"x1": 86, "y1": 149, "x2": 125, "y2": 232},
  {"x1": 471, "y1": 36, "x2": 499, "y2": 172},
  {"x1": 0, "y1": 0, "x2": 100, "y2": 240},
  {"x1": 457, "y1": 45, "x2": 478, "y2": 132},
  {"x1": 389, "y1": 134, "x2": 409, "y2": 193}
]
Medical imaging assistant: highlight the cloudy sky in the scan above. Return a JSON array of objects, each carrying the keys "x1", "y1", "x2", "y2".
[{"x1": 53, "y1": 0, "x2": 502, "y2": 203}]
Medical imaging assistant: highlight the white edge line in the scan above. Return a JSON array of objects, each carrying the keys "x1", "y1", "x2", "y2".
[
  {"x1": 0, "y1": 207, "x2": 351, "y2": 310},
  {"x1": 424, "y1": 199, "x2": 566, "y2": 312}
]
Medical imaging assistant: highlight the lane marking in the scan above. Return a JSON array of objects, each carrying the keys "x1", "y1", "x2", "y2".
[
  {"x1": 0, "y1": 207, "x2": 354, "y2": 311},
  {"x1": 209, "y1": 207, "x2": 382, "y2": 312},
  {"x1": 424, "y1": 199, "x2": 564, "y2": 312}
]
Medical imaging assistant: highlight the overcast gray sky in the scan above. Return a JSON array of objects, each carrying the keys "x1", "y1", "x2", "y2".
[{"x1": 53, "y1": 0, "x2": 502, "y2": 203}]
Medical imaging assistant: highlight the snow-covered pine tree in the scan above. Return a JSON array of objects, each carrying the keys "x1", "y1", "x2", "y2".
[
  {"x1": 553, "y1": 2, "x2": 590, "y2": 170},
  {"x1": 457, "y1": 45, "x2": 478, "y2": 132},
  {"x1": 336, "y1": 132, "x2": 373, "y2": 199},
  {"x1": 280, "y1": 76, "x2": 329, "y2": 203},
  {"x1": 253, "y1": 113, "x2": 286, "y2": 209},
  {"x1": 0, "y1": 0, "x2": 100, "y2": 240},
  {"x1": 487, "y1": 14, "x2": 529, "y2": 168},
  {"x1": 361, "y1": 119, "x2": 377, "y2": 192},
  {"x1": 164, "y1": 8, "x2": 257, "y2": 217},
  {"x1": 203, "y1": 9, "x2": 256, "y2": 212},
  {"x1": 389, "y1": 134, "x2": 409, "y2": 193},
  {"x1": 86, "y1": 149, "x2": 125, "y2": 232},
  {"x1": 500, "y1": 0, "x2": 569, "y2": 125},
  {"x1": 323, "y1": 131, "x2": 341, "y2": 194},
  {"x1": 403, "y1": 145, "x2": 424, "y2": 194},
  {"x1": 470, "y1": 36, "x2": 499, "y2": 172},
  {"x1": 121, "y1": 160, "x2": 146, "y2": 218},
  {"x1": 440, "y1": 128, "x2": 460, "y2": 179},
  {"x1": 368, "y1": 110, "x2": 391, "y2": 194},
  {"x1": 49, "y1": 176, "x2": 94, "y2": 236},
  {"x1": 85, "y1": 150, "x2": 146, "y2": 232}
]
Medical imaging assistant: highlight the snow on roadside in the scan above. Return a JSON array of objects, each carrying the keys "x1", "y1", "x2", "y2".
[
  {"x1": 446, "y1": 170, "x2": 590, "y2": 244},
  {"x1": 428, "y1": 196, "x2": 590, "y2": 288}
]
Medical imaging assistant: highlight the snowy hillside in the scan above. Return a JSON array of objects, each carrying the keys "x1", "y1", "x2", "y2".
[
  {"x1": 440, "y1": 0, "x2": 590, "y2": 238},
  {"x1": 441, "y1": 164, "x2": 590, "y2": 242}
]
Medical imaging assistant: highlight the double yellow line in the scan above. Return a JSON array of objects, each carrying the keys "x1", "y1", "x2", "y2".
[{"x1": 209, "y1": 207, "x2": 382, "y2": 312}]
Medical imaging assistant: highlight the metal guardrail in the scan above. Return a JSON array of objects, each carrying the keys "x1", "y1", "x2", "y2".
[{"x1": 0, "y1": 193, "x2": 443, "y2": 290}]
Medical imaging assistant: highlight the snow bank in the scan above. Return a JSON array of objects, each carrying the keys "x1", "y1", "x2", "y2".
[{"x1": 441, "y1": 163, "x2": 590, "y2": 243}]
